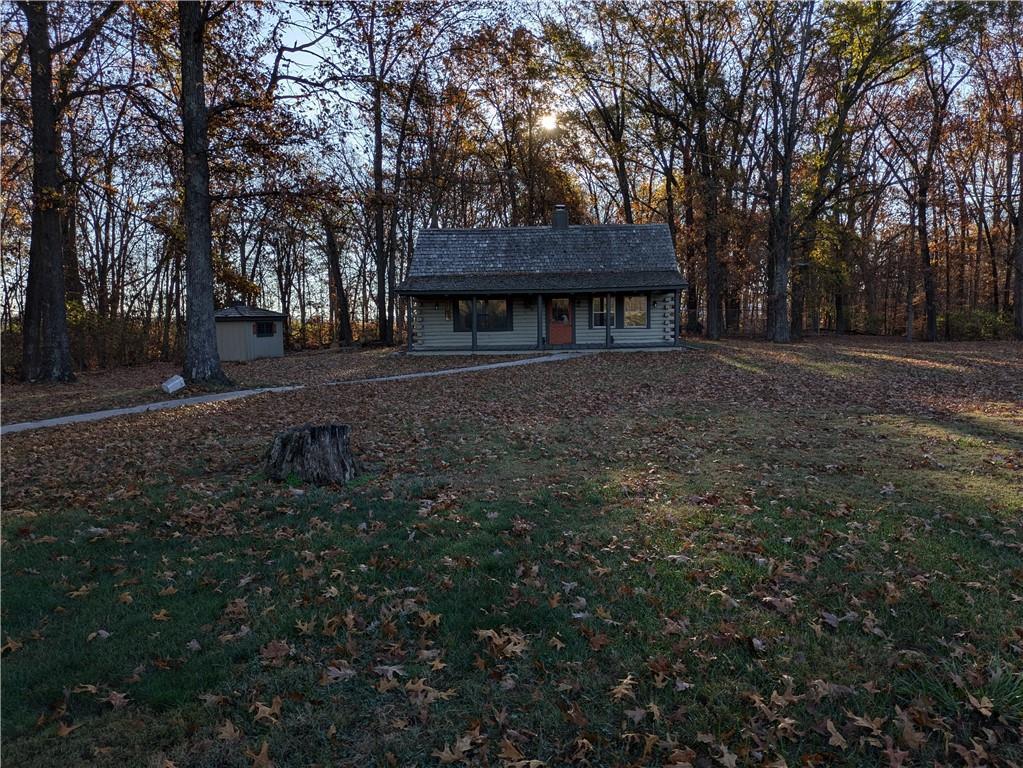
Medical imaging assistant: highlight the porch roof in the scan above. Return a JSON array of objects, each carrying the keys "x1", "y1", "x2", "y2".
[{"x1": 399, "y1": 269, "x2": 685, "y2": 296}]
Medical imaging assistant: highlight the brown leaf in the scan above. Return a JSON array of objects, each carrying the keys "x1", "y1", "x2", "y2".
[
  {"x1": 497, "y1": 738, "x2": 524, "y2": 761},
  {"x1": 102, "y1": 690, "x2": 129, "y2": 708},
  {"x1": 611, "y1": 674, "x2": 637, "y2": 702},
  {"x1": 250, "y1": 696, "x2": 282, "y2": 726},
  {"x1": 245, "y1": 740, "x2": 274, "y2": 768},
  {"x1": 217, "y1": 720, "x2": 242, "y2": 741},
  {"x1": 826, "y1": 719, "x2": 847, "y2": 749},
  {"x1": 259, "y1": 639, "x2": 292, "y2": 667},
  {"x1": 55, "y1": 721, "x2": 82, "y2": 737}
]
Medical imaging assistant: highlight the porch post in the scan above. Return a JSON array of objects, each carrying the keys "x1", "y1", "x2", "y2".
[
  {"x1": 673, "y1": 288, "x2": 681, "y2": 345},
  {"x1": 406, "y1": 297, "x2": 413, "y2": 352},
  {"x1": 470, "y1": 295, "x2": 478, "y2": 351},
  {"x1": 536, "y1": 294, "x2": 543, "y2": 349},
  {"x1": 605, "y1": 292, "x2": 612, "y2": 348}
]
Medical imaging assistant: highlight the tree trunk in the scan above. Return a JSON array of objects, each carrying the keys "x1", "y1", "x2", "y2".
[
  {"x1": 916, "y1": 186, "x2": 938, "y2": 341},
  {"x1": 769, "y1": 201, "x2": 791, "y2": 343},
  {"x1": 372, "y1": 79, "x2": 391, "y2": 345},
  {"x1": 614, "y1": 152, "x2": 633, "y2": 224},
  {"x1": 906, "y1": 202, "x2": 916, "y2": 341},
  {"x1": 835, "y1": 290, "x2": 848, "y2": 334},
  {"x1": 265, "y1": 424, "x2": 358, "y2": 485},
  {"x1": 323, "y1": 215, "x2": 353, "y2": 345},
  {"x1": 179, "y1": 1, "x2": 228, "y2": 384},
  {"x1": 765, "y1": 217, "x2": 775, "y2": 339},
  {"x1": 789, "y1": 262, "x2": 805, "y2": 340},
  {"x1": 1014, "y1": 159, "x2": 1023, "y2": 339},
  {"x1": 682, "y1": 146, "x2": 699, "y2": 333},
  {"x1": 20, "y1": 1, "x2": 74, "y2": 382},
  {"x1": 698, "y1": 123, "x2": 721, "y2": 340}
]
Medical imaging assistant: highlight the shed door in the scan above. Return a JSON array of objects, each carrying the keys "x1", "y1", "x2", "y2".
[{"x1": 547, "y1": 297, "x2": 573, "y2": 345}]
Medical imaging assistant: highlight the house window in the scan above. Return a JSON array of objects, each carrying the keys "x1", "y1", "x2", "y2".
[
  {"x1": 453, "y1": 298, "x2": 512, "y2": 332},
  {"x1": 591, "y1": 296, "x2": 615, "y2": 328},
  {"x1": 478, "y1": 298, "x2": 511, "y2": 331},
  {"x1": 453, "y1": 300, "x2": 473, "y2": 332},
  {"x1": 623, "y1": 295, "x2": 648, "y2": 327},
  {"x1": 254, "y1": 321, "x2": 275, "y2": 337}
]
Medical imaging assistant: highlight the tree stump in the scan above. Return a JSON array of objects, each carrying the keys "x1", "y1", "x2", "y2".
[{"x1": 265, "y1": 424, "x2": 358, "y2": 485}]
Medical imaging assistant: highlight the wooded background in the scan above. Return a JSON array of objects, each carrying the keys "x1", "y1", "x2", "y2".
[{"x1": 2, "y1": 1, "x2": 1021, "y2": 381}]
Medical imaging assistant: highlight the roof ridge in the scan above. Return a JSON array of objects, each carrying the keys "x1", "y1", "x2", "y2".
[
  {"x1": 419, "y1": 223, "x2": 669, "y2": 234},
  {"x1": 417, "y1": 267, "x2": 673, "y2": 277}
]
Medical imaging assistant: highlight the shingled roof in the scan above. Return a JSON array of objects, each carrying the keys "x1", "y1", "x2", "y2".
[
  {"x1": 214, "y1": 304, "x2": 286, "y2": 321},
  {"x1": 398, "y1": 224, "x2": 685, "y2": 295}
]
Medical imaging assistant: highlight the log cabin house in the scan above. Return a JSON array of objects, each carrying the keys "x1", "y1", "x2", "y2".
[{"x1": 398, "y1": 206, "x2": 686, "y2": 353}]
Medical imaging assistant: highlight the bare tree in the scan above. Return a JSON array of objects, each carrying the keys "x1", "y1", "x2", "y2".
[
  {"x1": 178, "y1": 1, "x2": 228, "y2": 383},
  {"x1": 16, "y1": 1, "x2": 120, "y2": 381}
]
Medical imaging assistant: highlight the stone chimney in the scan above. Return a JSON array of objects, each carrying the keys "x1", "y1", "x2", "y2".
[{"x1": 552, "y1": 204, "x2": 568, "y2": 229}]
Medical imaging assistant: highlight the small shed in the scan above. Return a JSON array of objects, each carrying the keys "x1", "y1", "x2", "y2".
[{"x1": 214, "y1": 304, "x2": 285, "y2": 362}]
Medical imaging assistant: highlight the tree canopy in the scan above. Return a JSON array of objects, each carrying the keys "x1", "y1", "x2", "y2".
[{"x1": 2, "y1": 0, "x2": 1021, "y2": 378}]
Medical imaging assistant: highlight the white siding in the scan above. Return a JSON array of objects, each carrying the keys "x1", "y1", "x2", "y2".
[
  {"x1": 412, "y1": 297, "x2": 539, "y2": 351},
  {"x1": 411, "y1": 293, "x2": 676, "y2": 351},
  {"x1": 250, "y1": 320, "x2": 284, "y2": 359},
  {"x1": 216, "y1": 319, "x2": 284, "y2": 361},
  {"x1": 216, "y1": 323, "x2": 248, "y2": 361},
  {"x1": 574, "y1": 292, "x2": 676, "y2": 346}
]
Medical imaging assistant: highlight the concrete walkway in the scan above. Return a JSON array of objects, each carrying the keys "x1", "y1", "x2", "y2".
[{"x1": 1, "y1": 352, "x2": 589, "y2": 436}]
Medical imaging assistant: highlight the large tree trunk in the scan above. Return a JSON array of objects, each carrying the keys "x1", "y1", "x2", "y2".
[
  {"x1": 916, "y1": 186, "x2": 938, "y2": 342},
  {"x1": 372, "y1": 79, "x2": 391, "y2": 345},
  {"x1": 906, "y1": 202, "x2": 916, "y2": 341},
  {"x1": 614, "y1": 152, "x2": 633, "y2": 224},
  {"x1": 20, "y1": 2, "x2": 74, "y2": 382},
  {"x1": 682, "y1": 146, "x2": 700, "y2": 333},
  {"x1": 769, "y1": 200, "x2": 791, "y2": 343},
  {"x1": 322, "y1": 214, "x2": 353, "y2": 345},
  {"x1": 790, "y1": 262, "x2": 806, "y2": 340},
  {"x1": 697, "y1": 122, "x2": 721, "y2": 340},
  {"x1": 1014, "y1": 161, "x2": 1023, "y2": 339},
  {"x1": 179, "y1": 1, "x2": 227, "y2": 384}
]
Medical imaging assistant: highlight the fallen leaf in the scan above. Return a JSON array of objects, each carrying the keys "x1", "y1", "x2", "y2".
[
  {"x1": 217, "y1": 719, "x2": 242, "y2": 741},
  {"x1": 245, "y1": 739, "x2": 274, "y2": 768},
  {"x1": 826, "y1": 719, "x2": 847, "y2": 749},
  {"x1": 55, "y1": 721, "x2": 81, "y2": 737},
  {"x1": 497, "y1": 738, "x2": 524, "y2": 761}
]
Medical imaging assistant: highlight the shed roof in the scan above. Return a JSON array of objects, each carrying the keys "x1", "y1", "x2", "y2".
[
  {"x1": 214, "y1": 305, "x2": 286, "y2": 322},
  {"x1": 398, "y1": 224, "x2": 685, "y2": 295}
]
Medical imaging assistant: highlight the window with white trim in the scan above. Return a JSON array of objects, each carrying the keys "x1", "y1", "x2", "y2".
[{"x1": 591, "y1": 296, "x2": 615, "y2": 327}]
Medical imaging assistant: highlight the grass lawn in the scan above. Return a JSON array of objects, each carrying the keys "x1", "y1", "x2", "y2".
[{"x1": 1, "y1": 338, "x2": 1021, "y2": 767}]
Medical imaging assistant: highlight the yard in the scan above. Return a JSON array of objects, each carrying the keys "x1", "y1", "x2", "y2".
[
  {"x1": 1, "y1": 338, "x2": 1021, "y2": 767},
  {"x1": 0, "y1": 348, "x2": 528, "y2": 426}
]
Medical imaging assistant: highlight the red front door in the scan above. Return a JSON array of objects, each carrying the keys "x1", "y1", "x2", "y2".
[{"x1": 547, "y1": 297, "x2": 573, "y2": 345}]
